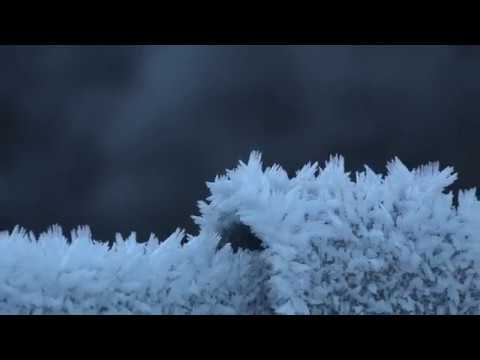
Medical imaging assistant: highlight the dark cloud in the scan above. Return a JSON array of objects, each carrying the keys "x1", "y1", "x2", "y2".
[{"x1": 1, "y1": 45, "x2": 479, "y2": 241}]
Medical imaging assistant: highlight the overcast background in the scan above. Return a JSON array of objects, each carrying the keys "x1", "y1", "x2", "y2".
[{"x1": 0, "y1": 45, "x2": 479, "y2": 241}]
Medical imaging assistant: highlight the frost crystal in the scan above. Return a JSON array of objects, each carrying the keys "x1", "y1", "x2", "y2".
[{"x1": 1, "y1": 152, "x2": 479, "y2": 314}]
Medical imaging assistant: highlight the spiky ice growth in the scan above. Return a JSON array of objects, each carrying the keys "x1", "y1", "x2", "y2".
[{"x1": 1, "y1": 152, "x2": 479, "y2": 314}]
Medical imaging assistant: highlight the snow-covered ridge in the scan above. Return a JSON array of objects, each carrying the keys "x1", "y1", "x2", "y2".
[{"x1": 1, "y1": 152, "x2": 479, "y2": 314}]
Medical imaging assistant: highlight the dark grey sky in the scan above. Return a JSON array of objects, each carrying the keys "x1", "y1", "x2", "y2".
[{"x1": 1, "y1": 45, "x2": 479, "y2": 241}]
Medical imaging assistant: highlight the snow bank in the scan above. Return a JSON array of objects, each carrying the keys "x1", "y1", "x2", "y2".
[{"x1": 1, "y1": 152, "x2": 480, "y2": 314}]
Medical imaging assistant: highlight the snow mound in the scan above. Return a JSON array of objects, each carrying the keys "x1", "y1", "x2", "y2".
[{"x1": 1, "y1": 152, "x2": 480, "y2": 314}]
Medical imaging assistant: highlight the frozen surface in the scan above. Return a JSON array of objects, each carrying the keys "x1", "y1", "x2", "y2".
[{"x1": 1, "y1": 152, "x2": 480, "y2": 314}]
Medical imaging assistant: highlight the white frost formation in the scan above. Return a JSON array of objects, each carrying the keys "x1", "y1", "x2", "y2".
[{"x1": 1, "y1": 152, "x2": 480, "y2": 314}]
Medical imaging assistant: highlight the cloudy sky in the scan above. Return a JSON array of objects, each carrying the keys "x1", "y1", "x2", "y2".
[{"x1": 1, "y1": 45, "x2": 479, "y2": 241}]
